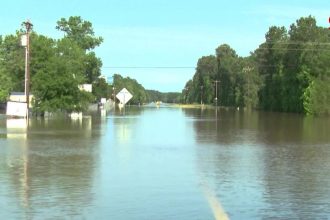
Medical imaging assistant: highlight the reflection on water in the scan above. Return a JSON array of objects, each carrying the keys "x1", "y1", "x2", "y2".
[
  {"x1": 6, "y1": 119, "x2": 28, "y2": 139},
  {"x1": 0, "y1": 107, "x2": 329, "y2": 219},
  {"x1": 183, "y1": 108, "x2": 330, "y2": 219},
  {"x1": 0, "y1": 116, "x2": 100, "y2": 219}
]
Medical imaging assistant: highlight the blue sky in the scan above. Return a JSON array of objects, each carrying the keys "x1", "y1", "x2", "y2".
[{"x1": 0, "y1": 0, "x2": 329, "y2": 92}]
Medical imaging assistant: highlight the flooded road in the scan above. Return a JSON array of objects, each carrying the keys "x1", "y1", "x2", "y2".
[{"x1": 0, "y1": 107, "x2": 329, "y2": 219}]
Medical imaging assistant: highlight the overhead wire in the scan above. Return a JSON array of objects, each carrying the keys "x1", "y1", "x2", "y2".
[{"x1": 102, "y1": 66, "x2": 195, "y2": 69}]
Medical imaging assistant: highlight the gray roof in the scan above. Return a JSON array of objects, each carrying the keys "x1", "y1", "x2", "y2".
[{"x1": 10, "y1": 92, "x2": 33, "y2": 96}]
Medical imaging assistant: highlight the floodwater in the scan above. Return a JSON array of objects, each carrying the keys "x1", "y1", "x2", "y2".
[{"x1": 0, "y1": 107, "x2": 329, "y2": 219}]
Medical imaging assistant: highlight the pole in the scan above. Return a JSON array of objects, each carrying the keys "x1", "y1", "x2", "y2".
[
  {"x1": 26, "y1": 30, "x2": 30, "y2": 110},
  {"x1": 214, "y1": 80, "x2": 220, "y2": 106},
  {"x1": 24, "y1": 41, "x2": 28, "y2": 108},
  {"x1": 23, "y1": 20, "x2": 33, "y2": 117}
]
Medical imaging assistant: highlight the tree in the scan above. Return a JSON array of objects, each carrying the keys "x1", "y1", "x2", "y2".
[
  {"x1": 216, "y1": 44, "x2": 241, "y2": 107},
  {"x1": 241, "y1": 57, "x2": 261, "y2": 109},
  {"x1": 113, "y1": 74, "x2": 148, "y2": 105},
  {"x1": 0, "y1": 69, "x2": 13, "y2": 102},
  {"x1": 56, "y1": 16, "x2": 103, "y2": 50},
  {"x1": 303, "y1": 76, "x2": 330, "y2": 115},
  {"x1": 56, "y1": 16, "x2": 103, "y2": 84},
  {"x1": 92, "y1": 77, "x2": 112, "y2": 101},
  {"x1": 84, "y1": 52, "x2": 103, "y2": 83},
  {"x1": 0, "y1": 17, "x2": 103, "y2": 113},
  {"x1": 32, "y1": 38, "x2": 92, "y2": 113},
  {"x1": 0, "y1": 33, "x2": 25, "y2": 95},
  {"x1": 255, "y1": 26, "x2": 288, "y2": 111}
]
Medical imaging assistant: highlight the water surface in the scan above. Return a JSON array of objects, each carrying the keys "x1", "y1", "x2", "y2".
[{"x1": 0, "y1": 107, "x2": 329, "y2": 219}]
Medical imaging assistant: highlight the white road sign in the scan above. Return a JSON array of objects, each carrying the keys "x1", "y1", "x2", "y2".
[{"x1": 116, "y1": 88, "x2": 133, "y2": 105}]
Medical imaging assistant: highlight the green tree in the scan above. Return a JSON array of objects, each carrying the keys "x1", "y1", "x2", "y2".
[
  {"x1": 113, "y1": 74, "x2": 148, "y2": 105},
  {"x1": 303, "y1": 76, "x2": 330, "y2": 115},
  {"x1": 84, "y1": 52, "x2": 103, "y2": 83},
  {"x1": 0, "y1": 69, "x2": 13, "y2": 102},
  {"x1": 32, "y1": 38, "x2": 92, "y2": 113},
  {"x1": 216, "y1": 44, "x2": 240, "y2": 106},
  {"x1": 92, "y1": 77, "x2": 112, "y2": 101},
  {"x1": 56, "y1": 16, "x2": 103, "y2": 84},
  {"x1": 0, "y1": 33, "x2": 25, "y2": 95},
  {"x1": 56, "y1": 16, "x2": 103, "y2": 50},
  {"x1": 184, "y1": 55, "x2": 218, "y2": 104},
  {"x1": 241, "y1": 57, "x2": 261, "y2": 109},
  {"x1": 255, "y1": 26, "x2": 288, "y2": 111}
]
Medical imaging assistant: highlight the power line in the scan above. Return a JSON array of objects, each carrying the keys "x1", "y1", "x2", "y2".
[
  {"x1": 102, "y1": 66, "x2": 195, "y2": 69},
  {"x1": 256, "y1": 48, "x2": 330, "y2": 51},
  {"x1": 262, "y1": 41, "x2": 330, "y2": 45}
]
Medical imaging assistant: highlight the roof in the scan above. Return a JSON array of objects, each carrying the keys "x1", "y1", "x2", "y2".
[{"x1": 10, "y1": 92, "x2": 33, "y2": 96}]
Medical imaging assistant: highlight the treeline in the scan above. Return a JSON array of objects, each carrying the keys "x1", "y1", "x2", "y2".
[
  {"x1": 183, "y1": 16, "x2": 330, "y2": 115},
  {"x1": 146, "y1": 90, "x2": 181, "y2": 103},
  {"x1": 111, "y1": 75, "x2": 181, "y2": 104},
  {"x1": 0, "y1": 16, "x2": 103, "y2": 113},
  {"x1": 112, "y1": 74, "x2": 147, "y2": 104}
]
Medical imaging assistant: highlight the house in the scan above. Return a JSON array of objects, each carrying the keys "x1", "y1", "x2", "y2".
[
  {"x1": 78, "y1": 84, "x2": 92, "y2": 93},
  {"x1": 9, "y1": 92, "x2": 34, "y2": 107}
]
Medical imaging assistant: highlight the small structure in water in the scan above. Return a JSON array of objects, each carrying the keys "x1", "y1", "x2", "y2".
[{"x1": 6, "y1": 92, "x2": 34, "y2": 118}]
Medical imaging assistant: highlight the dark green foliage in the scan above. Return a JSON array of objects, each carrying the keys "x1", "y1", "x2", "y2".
[
  {"x1": 56, "y1": 16, "x2": 103, "y2": 50},
  {"x1": 32, "y1": 38, "x2": 93, "y2": 113},
  {"x1": 56, "y1": 16, "x2": 103, "y2": 84},
  {"x1": 146, "y1": 90, "x2": 163, "y2": 102},
  {"x1": 113, "y1": 74, "x2": 148, "y2": 105},
  {"x1": 0, "y1": 16, "x2": 104, "y2": 113},
  {"x1": 184, "y1": 45, "x2": 261, "y2": 108},
  {"x1": 0, "y1": 33, "x2": 25, "y2": 98},
  {"x1": 111, "y1": 75, "x2": 181, "y2": 104},
  {"x1": 183, "y1": 15, "x2": 330, "y2": 115},
  {"x1": 256, "y1": 16, "x2": 330, "y2": 114},
  {"x1": 146, "y1": 90, "x2": 181, "y2": 103},
  {"x1": 92, "y1": 77, "x2": 113, "y2": 101}
]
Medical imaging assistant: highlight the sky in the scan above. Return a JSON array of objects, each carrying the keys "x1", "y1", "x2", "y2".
[{"x1": 0, "y1": 0, "x2": 329, "y2": 92}]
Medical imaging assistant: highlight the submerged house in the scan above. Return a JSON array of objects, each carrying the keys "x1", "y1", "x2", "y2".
[
  {"x1": 9, "y1": 92, "x2": 34, "y2": 107},
  {"x1": 6, "y1": 92, "x2": 34, "y2": 118}
]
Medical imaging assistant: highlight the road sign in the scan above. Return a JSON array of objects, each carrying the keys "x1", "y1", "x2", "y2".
[{"x1": 116, "y1": 88, "x2": 133, "y2": 105}]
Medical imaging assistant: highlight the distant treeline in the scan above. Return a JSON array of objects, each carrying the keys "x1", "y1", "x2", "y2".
[
  {"x1": 183, "y1": 16, "x2": 330, "y2": 115},
  {"x1": 106, "y1": 74, "x2": 181, "y2": 104},
  {"x1": 146, "y1": 90, "x2": 181, "y2": 103}
]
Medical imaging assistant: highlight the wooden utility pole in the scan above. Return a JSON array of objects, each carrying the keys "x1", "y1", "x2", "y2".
[
  {"x1": 23, "y1": 20, "x2": 33, "y2": 114},
  {"x1": 214, "y1": 80, "x2": 220, "y2": 106}
]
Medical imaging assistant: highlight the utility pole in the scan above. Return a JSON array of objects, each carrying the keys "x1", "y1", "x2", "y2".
[
  {"x1": 23, "y1": 20, "x2": 33, "y2": 115},
  {"x1": 243, "y1": 66, "x2": 253, "y2": 109},
  {"x1": 214, "y1": 80, "x2": 220, "y2": 106}
]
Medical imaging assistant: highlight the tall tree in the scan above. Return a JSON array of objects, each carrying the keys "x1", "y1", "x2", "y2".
[
  {"x1": 56, "y1": 16, "x2": 103, "y2": 84},
  {"x1": 32, "y1": 37, "x2": 93, "y2": 113},
  {"x1": 256, "y1": 26, "x2": 288, "y2": 111},
  {"x1": 0, "y1": 33, "x2": 25, "y2": 95},
  {"x1": 216, "y1": 44, "x2": 240, "y2": 106},
  {"x1": 283, "y1": 16, "x2": 327, "y2": 113},
  {"x1": 56, "y1": 16, "x2": 103, "y2": 50},
  {"x1": 241, "y1": 56, "x2": 261, "y2": 109}
]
